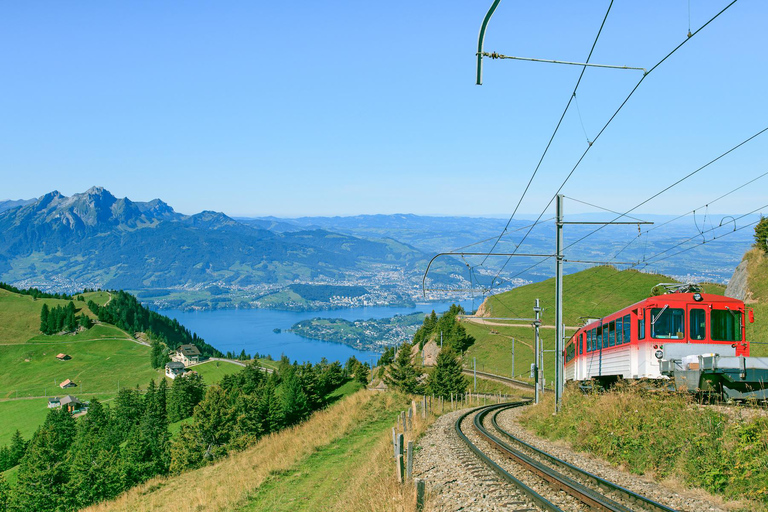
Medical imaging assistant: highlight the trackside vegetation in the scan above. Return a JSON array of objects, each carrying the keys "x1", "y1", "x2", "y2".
[{"x1": 520, "y1": 387, "x2": 768, "y2": 508}]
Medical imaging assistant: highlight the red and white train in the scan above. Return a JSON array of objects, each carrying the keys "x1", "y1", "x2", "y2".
[{"x1": 564, "y1": 285, "x2": 750, "y2": 386}]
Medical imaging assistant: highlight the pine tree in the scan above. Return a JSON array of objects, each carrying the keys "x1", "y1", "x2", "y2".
[
  {"x1": 384, "y1": 342, "x2": 422, "y2": 394},
  {"x1": 12, "y1": 408, "x2": 75, "y2": 512},
  {"x1": 426, "y1": 348, "x2": 468, "y2": 399},
  {"x1": 66, "y1": 400, "x2": 123, "y2": 509},
  {"x1": 39, "y1": 304, "x2": 50, "y2": 334},
  {"x1": 8, "y1": 430, "x2": 26, "y2": 467},
  {"x1": 0, "y1": 474, "x2": 9, "y2": 512},
  {"x1": 169, "y1": 423, "x2": 206, "y2": 474},
  {"x1": 280, "y1": 369, "x2": 310, "y2": 425},
  {"x1": 194, "y1": 386, "x2": 235, "y2": 461},
  {"x1": 755, "y1": 216, "x2": 768, "y2": 253}
]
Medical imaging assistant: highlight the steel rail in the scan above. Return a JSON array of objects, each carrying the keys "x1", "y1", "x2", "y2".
[
  {"x1": 454, "y1": 402, "x2": 563, "y2": 511},
  {"x1": 472, "y1": 405, "x2": 634, "y2": 512},
  {"x1": 490, "y1": 409, "x2": 679, "y2": 512}
]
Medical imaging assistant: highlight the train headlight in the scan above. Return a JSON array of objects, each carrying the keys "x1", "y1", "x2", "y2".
[
  {"x1": 693, "y1": 292, "x2": 703, "y2": 302},
  {"x1": 655, "y1": 349, "x2": 664, "y2": 359}
]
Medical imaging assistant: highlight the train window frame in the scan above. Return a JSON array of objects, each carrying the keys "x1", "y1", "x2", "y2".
[
  {"x1": 711, "y1": 309, "x2": 743, "y2": 342},
  {"x1": 651, "y1": 307, "x2": 685, "y2": 339},
  {"x1": 623, "y1": 314, "x2": 631, "y2": 344},
  {"x1": 690, "y1": 308, "x2": 706, "y2": 341},
  {"x1": 616, "y1": 318, "x2": 623, "y2": 345},
  {"x1": 638, "y1": 318, "x2": 645, "y2": 340},
  {"x1": 608, "y1": 321, "x2": 616, "y2": 347}
]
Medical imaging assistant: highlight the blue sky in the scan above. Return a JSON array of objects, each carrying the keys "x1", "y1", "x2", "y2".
[{"x1": 1, "y1": 1, "x2": 766, "y2": 217}]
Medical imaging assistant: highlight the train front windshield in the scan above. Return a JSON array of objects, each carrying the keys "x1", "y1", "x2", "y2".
[
  {"x1": 711, "y1": 310, "x2": 742, "y2": 341},
  {"x1": 651, "y1": 308, "x2": 685, "y2": 339}
]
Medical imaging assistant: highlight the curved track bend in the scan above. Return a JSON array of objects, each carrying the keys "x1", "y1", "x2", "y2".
[{"x1": 455, "y1": 402, "x2": 678, "y2": 512}]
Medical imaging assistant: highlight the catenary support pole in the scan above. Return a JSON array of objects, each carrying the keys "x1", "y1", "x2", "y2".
[
  {"x1": 555, "y1": 194, "x2": 564, "y2": 413},
  {"x1": 534, "y1": 299, "x2": 541, "y2": 404}
]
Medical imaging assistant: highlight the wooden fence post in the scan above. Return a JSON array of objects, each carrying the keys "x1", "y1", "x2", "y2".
[
  {"x1": 397, "y1": 454, "x2": 404, "y2": 483},
  {"x1": 407, "y1": 440, "x2": 414, "y2": 479},
  {"x1": 415, "y1": 478, "x2": 425, "y2": 511},
  {"x1": 393, "y1": 427, "x2": 398, "y2": 458},
  {"x1": 422, "y1": 395, "x2": 426, "y2": 418}
]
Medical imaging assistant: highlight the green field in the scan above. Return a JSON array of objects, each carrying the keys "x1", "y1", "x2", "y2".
[{"x1": 191, "y1": 360, "x2": 244, "y2": 382}]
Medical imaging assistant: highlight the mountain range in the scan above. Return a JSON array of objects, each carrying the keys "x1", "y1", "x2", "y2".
[{"x1": 0, "y1": 188, "x2": 464, "y2": 305}]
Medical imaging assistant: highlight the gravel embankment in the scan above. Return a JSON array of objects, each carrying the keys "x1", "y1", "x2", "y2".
[{"x1": 414, "y1": 405, "x2": 731, "y2": 512}]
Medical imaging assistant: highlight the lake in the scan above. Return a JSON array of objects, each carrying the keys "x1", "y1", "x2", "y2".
[{"x1": 164, "y1": 300, "x2": 475, "y2": 365}]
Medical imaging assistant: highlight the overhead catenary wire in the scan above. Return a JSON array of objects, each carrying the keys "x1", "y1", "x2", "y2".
[
  {"x1": 484, "y1": 0, "x2": 739, "y2": 291},
  {"x1": 477, "y1": 0, "x2": 616, "y2": 268},
  {"x1": 490, "y1": 122, "x2": 766, "y2": 288},
  {"x1": 609, "y1": 168, "x2": 768, "y2": 261}
]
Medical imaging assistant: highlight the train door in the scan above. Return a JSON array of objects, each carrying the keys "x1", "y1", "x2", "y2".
[{"x1": 688, "y1": 305, "x2": 707, "y2": 343}]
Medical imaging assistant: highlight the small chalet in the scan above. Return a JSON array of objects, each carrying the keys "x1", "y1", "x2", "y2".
[
  {"x1": 60, "y1": 379, "x2": 77, "y2": 389},
  {"x1": 60, "y1": 395, "x2": 82, "y2": 413},
  {"x1": 165, "y1": 361, "x2": 186, "y2": 379},
  {"x1": 172, "y1": 344, "x2": 202, "y2": 366},
  {"x1": 48, "y1": 396, "x2": 61, "y2": 408},
  {"x1": 56, "y1": 353, "x2": 71, "y2": 361}
]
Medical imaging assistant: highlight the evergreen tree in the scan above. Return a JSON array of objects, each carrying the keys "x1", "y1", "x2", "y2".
[
  {"x1": 167, "y1": 372, "x2": 206, "y2": 423},
  {"x1": 39, "y1": 304, "x2": 50, "y2": 334},
  {"x1": 384, "y1": 342, "x2": 422, "y2": 394},
  {"x1": 280, "y1": 369, "x2": 310, "y2": 425},
  {"x1": 8, "y1": 430, "x2": 26, "y2": 468},
  {"x1": 193, "y1": 386, "x2": 236, "y2": 461},
  {"x1": 150, "y1": 338, "x2": 164, "y2": 369},
  {"x1": 169, "y1": 423, "x2": 207, "y2": 474},
  {"x1": 755, "y1": 216, "x2": 768, "y2": 253},
  {"x1": 66, "y1": 399, "x2": 123, "y2": 509},
  {"x1": 12, "y1": 408, "x2": 75, "y2": 512},
  {"x1": 0, "y1": 474, "x2": 8, "y2": 512},
  {"x1": 113, "y1": 387, "x2": 143, "y2": 443},
  {"x1": 426, "y1": 348, "x2": 468, "y2": 399},
  {"x1": 0, "y1": 447, "x2": 9, "y2": 473}
]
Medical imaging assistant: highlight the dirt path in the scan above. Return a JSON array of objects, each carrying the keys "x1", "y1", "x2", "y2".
[{"x1": 465, "y1": 317, "x2": 580, "y2": 330}]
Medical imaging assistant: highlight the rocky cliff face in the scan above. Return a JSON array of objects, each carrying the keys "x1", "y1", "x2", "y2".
[{"x1": 726, "y1": 259, "x2": 749, "y2": 301}]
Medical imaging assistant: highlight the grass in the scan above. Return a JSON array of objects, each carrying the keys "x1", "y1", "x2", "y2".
[
  {"x1": 0, "y1": 289, "x2": 101, "y2": 344},
  {"x1": 0, "y1": 334, "x2": 158, "y2": 399},
  {"x1": 743, "y1": 248, "x2": 768, "y2": 357},
  {"x1": 190, "y1": 360, "x2": 243, "y2": 383},
  {"x1": 519, "y1": 386, "x2": 767, "y2": 509},
  {"x1": 84, "y1": 390, "x2": 413, "y2": 512}
]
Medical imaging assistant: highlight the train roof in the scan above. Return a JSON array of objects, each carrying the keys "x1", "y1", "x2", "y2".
[{"x1": 578, "y1": 293, "x2": 744, "y2": 331}]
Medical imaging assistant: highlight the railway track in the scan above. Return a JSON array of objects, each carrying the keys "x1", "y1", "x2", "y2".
[{"x1": 455, "y1": 402, "x2": 678, "y2": 512}]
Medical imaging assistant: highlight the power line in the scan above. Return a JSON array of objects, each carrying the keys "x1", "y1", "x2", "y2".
[
  {"x1": 478, "y1": 0, "x2": 616, "y2": 267},
  {"x1": 609, "y1": 168, "x2": 768, "y2": 261},
  {"x1": 485, "y1": 0, "x2": 739, "y2": 291},
  {"x1": 563, "y1": 124, "x2": 768, "y2": 254}
]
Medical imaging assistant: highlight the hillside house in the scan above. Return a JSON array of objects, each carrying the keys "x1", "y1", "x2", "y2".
[
  {"x1": 165, "y1": 361, "x2": 186, "y2": 379},
  {"x1": 172, "y1": 344, "x2": 202, "y2": 366},
  {"x1": 48, "y1": 397, "x2": 61, "y2": 408},
  {"x1": 56, "y1": 353, "x2": 71, "y2": 361},
  {"x1": 60, "y1": 379, "x2": 77, "y2": 388},
  {"x1": 60, "y1": 395, "x2": 82, "y2": 413}
]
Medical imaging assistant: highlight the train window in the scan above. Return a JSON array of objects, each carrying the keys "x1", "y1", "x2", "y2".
[
  {"x1": 711, "y1": 310, "x2": 742, "y2": 341},
  {"x1": 690, "y1": 309, "x2": 706, "y2": 340},
  {"x1": 566, "y1": 342, "x2": 575, "y2": 363},
  {"x1": 623, "y1": 315, "x2": 631, "y2": 343},
  {"x1": 597, "y1": 326, "x2": 603, "y2": 349},
  {"x1": 651, "y1": 308, "x2": 685, "y2": 339},
  {"x1": 592, "y1": 328, "x2": 597, "y2": 351},
  {"x1": 638, "y1": 318, "x2": 645, "y2": 340},
  {"x1": 608, "y1": 321, "x2": 616, "y2": 346},
  {"x1": 616, "y1": 318, "x2": 623, "y2": 344}
]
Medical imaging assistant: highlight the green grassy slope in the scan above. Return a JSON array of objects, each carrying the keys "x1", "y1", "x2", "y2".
[
  {"x1": 191, "y1": 360, "x2": 244, "y2": 382},
  {"x1": 742, "y1": 248, "x2": 768, "y2": 357},
  {"x1": 464, "y1": 266, "x2": 727, "y2": 384}
]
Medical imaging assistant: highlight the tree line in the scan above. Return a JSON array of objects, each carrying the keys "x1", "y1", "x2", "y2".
[
  {"x1": 411, "y1": 304, "x2": 475, "y2": 353},
  {"x1": 0, "y1": 357, "x2": 360, "y2": 512},
  {"x1": 39, "y1": 302, "x2": 93, "y2": 335},
  {"x1": 0, "y1": 282, "x2": 73, "y2": 300},
  {"x1": 87, "y1": 290, "x2": 222, "y2": 357}
]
